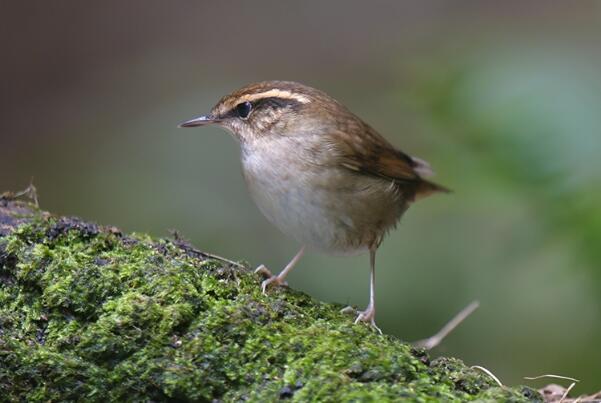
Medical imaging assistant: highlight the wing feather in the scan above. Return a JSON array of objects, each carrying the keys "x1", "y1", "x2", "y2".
[{"x1": 327, "y1": 124, "x2": 449, "y2": 197}]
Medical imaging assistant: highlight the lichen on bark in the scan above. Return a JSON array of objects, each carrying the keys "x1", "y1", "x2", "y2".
[{"x1": 0, "y1": 199, "x2": 540, "y2": 402}]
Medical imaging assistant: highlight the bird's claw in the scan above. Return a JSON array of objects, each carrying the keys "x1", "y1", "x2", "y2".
[
  {"x1": 254, "y1": 264, "x2": 273, "y2": 278},
  {"x1": 254, "y1": 265, "x2": 287, "y2": 295},
  {"x1": 341, "y1": 305, "x2": 382, "y2": 334}
]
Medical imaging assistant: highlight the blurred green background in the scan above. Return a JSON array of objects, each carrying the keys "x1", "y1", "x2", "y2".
[{"x1": 1, "y1": 1, "x2": 600, "y2": 393}]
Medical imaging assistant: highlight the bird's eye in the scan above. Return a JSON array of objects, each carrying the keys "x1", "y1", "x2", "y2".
[{"x1": 236, "y1": 101, "x2": 252, "y2": 119}]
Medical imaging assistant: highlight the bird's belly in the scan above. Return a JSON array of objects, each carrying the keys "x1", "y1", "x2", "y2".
[{"x1": 242, "y1": 154, "x2": 404, "y2": 254}]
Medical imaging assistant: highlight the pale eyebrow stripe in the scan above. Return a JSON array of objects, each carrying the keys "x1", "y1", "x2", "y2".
[{"x1": 237, "y1": 89, "x2": 311, "y2": 104}]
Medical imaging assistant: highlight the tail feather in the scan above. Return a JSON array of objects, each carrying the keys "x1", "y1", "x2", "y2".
[{"x1": 414, "y1": 179, "x2": 451, "y2": 201}]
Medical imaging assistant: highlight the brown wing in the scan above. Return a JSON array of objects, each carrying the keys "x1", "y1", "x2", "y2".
[{"x1": 329, "y1": 123, "x2": 450, "y2": 199}]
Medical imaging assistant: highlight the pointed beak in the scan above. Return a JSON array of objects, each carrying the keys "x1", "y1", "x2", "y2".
[{"x1": 178, "y1": 114, "x2": 219, "y2": 128}]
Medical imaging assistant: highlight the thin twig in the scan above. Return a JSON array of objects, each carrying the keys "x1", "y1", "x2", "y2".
[
  {"x1": 560, "y1": 382, "x2": 577, "y2": 403},
  {"x1": 414, "y1": 300, "x2": 480, "y2": 350},
  {"x1": 169, "y1": 229, "x2": 245, "y2": 268},
  {"x1": 524, "y1": 374, "x2": 580, "y2": 383},
  {"x1": 1, "y1": 180, "x2": 39, "y2": 207},
  {"x1": 28, "y1": 177, "x2": 39, "y2": 207},
  {"x1": 199, "y1": 251, "x2": 245, "y2": 268},
  {"x1": 471, "y1": 365, "x2": 504, "y2": 388}
]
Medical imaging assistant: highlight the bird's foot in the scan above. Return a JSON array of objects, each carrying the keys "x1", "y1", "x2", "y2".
[
  {"x1": 341, "y1": 305, "x2": 382, "y2": 334},
  {"x1": 254, "y1": 265, "x2": 288, "y2": 295}
]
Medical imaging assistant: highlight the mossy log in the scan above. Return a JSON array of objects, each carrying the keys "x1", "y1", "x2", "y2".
[{"x1": 0, "y1": 198, "x2": 541, "y2": 402}]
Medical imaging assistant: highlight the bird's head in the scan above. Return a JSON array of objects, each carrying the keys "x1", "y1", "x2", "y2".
[{"x1": 179, "y1": 81, "x2": 341, "y2": 142}]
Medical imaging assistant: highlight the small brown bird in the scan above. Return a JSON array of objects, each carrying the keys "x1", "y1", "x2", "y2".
[{"x1": 179, "y1": 81, "x2": 448, "y2": 332}]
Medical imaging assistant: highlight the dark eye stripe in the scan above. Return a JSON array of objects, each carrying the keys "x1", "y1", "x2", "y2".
[
  {"x1": 226, "y1": 97, "x2": 302, "y2": 120},
  {"x1": 253, "y1": 97, "x2": 301, "y2": 110}
]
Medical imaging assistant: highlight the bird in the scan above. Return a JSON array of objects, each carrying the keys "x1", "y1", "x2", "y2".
[{"x1": 179, "y1": 80, "x2": 449, "y2": 332}]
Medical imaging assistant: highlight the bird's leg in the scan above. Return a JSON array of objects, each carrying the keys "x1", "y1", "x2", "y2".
[
  {"x1": 342, "y1": 248, "x2": 382, "y2": 334},
  {"x1": 255, "y1": 246, "x2": 305, "y2": 295}
]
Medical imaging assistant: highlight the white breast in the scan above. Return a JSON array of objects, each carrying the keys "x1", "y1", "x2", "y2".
[{"x1": 241, "y1": 136, "x2": 404, "y2": 254}]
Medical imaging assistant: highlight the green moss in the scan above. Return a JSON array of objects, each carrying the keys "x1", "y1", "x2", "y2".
[{"x1": 0, "y1": 201, "x2": 541, "y2": 402}]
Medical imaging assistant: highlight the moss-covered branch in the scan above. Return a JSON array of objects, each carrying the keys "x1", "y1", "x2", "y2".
[{"x1": 0, "y1": 198, "x2": 540, "y2": 402}]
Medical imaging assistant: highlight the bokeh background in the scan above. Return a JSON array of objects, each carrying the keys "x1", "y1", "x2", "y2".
[{"x1": 2, "y1": 1, "x2": 600, "y2": 393}]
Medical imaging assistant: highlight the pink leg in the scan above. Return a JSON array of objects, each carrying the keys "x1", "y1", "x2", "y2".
[
  {"x1": 255, "y1": 246, "x2": 305, "y2": 294},
  {"x1": 342, "y1": 248, "x2": 382, "y2": 334}
]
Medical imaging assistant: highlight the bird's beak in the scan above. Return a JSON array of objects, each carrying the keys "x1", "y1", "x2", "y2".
[{"x1": 178, "y1": 114, "x2": 219, "y2": 128}]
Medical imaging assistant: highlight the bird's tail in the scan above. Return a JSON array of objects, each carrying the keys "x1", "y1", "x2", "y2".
[{"x1": 414, "y1": 179, "x2": 451, "y2": 201}]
